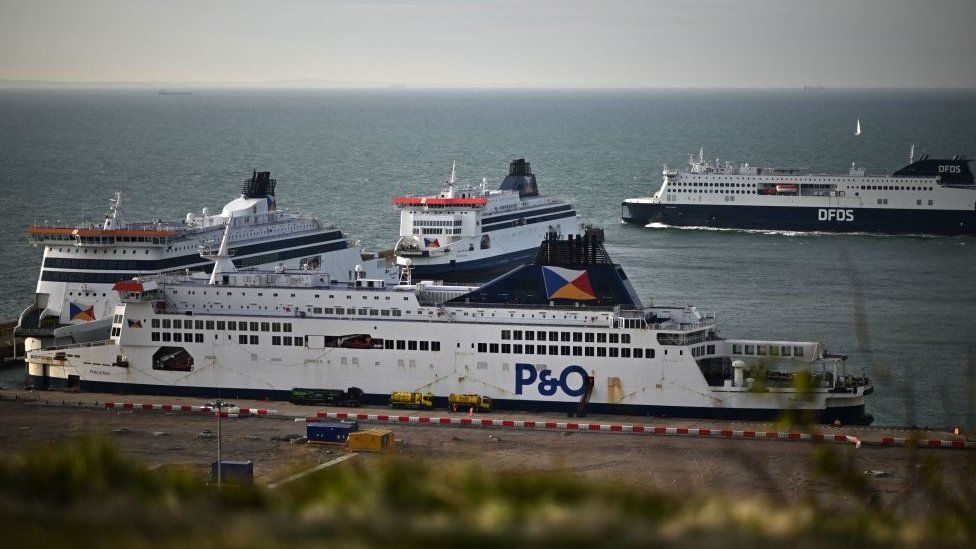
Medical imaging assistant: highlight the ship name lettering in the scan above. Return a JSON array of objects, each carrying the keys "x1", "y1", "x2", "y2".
[
  {"x1": 818, "y1": 208, "x2": 854, "y2": 222},
  {"x1": 515, "y1": 363, "x2": 588, "y2": 397},
  {"x1": 939, "y1": 165, "x2": 961, "y2": 174}
]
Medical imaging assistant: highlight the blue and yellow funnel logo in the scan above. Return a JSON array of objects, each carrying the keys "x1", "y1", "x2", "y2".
[
  {"x1": 69, "y1": 302, "x2": 96, "y2": 322},
  {"x1": 542, "y1": 266, "x2": 596, "y2": 300}
]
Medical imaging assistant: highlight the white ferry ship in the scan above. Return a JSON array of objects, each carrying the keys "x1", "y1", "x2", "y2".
[
  {"x1": 17, "y1": 170, "x2": 395, "y2": 348},
  {"x1": 393, "y1": 159, "x2": 584, "y2": 282},
  {"x1": 622, "y1": 149, "x2": 975, "y2": 235},
  {"x1": 26, "y1": 230, "x2": 873, "y2": 424}
]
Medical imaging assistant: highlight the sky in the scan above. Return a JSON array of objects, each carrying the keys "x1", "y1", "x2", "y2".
[{"x1": 1, "y1": 0, "x2": 974, "y2": 88}]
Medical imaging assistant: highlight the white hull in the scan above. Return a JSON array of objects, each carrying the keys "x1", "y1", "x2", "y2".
[{"x1": 28, "y1": 304, "x2": 868, "y2": 420}]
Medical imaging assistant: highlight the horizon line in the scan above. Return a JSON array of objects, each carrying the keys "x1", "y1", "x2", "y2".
[{"x1": 2, "y1": 80, "x2": 975, "y2": 92}]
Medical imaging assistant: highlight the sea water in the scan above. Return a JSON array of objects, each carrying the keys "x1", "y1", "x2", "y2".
[{"x1": 1, "y1": 88, "x2": 974, "y2": 426}]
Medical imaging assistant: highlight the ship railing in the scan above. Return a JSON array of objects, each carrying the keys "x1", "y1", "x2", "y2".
[
  {"x1": 123, "y1": 221, "x2": 185, "y2": 231},
  {"x1": 444, "y1": 301, "x2": 618, "y2": 312},
  {"x1": 646, "y1": 318, "x2": 716, "y2": 331},
  {"x1": 742, "y1": 359, "x2": 870, "y2": 391},
  {"x1": 32, "y1": 339, "x2": 114, "y2": 353}
]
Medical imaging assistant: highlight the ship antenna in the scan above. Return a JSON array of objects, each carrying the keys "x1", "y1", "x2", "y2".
[
  {"x1": 207, "y1": 220, "x2": 237, "y2": 285},
  {"x1": 443, "y1": 159, "x2": 458, "y2": 198},
  {"x1": 909, "y1": 144, "x2": 915, "y2": 163},
  {"x1": 699, "y1": 147, "x2": 704, "y2": 163},
  {"x1": 103, "y1": 190, "x2": 126, "y2": 230}
]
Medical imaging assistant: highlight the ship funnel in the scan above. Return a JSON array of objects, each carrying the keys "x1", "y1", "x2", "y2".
[
  {"x1": 241, "y1": 170, "x2": 276, "y2": 199},
  {"x1": 499, "y1": 158, "x2": 538, "y2": 198}
]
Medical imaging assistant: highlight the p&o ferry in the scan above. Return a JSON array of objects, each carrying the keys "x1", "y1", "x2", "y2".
[
  {"x1": 17, "y1": 170, "x2": 395, "y2": 350},
  {"x1": 622, "y1": 149, "x2": 975, "y2": 235},
  {"x1": 393, "y1": 159, "x2": 584, "y2": 282},
  {"x1": 26, "y1": 229, "x2": 873, "y2": 424}
]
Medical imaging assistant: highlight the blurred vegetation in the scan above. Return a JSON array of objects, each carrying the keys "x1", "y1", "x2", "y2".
[{"x1": 0, "y1": 437, "x2": 973, "y2": 547}]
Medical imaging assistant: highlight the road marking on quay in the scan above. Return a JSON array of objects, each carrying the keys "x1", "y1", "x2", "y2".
[{"x1": 267, "y1": 453, "x2": 358, "y2": 490}]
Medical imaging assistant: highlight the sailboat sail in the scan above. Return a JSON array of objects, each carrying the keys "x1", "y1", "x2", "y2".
[{"x1": 855, "y1": 118, "x2": 861, "y2": 137}]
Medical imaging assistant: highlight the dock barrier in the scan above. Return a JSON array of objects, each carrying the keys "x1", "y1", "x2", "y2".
[
  {"x1": 299, "y1": 411, "x2": 876, "y2": 447},
  {"x1": 103, "y1": 402, "x2": 277, "y2": 417}
]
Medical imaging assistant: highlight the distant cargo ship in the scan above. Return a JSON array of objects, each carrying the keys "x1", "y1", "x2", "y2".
[
  {"x1": 158, "y1": 89, "x2": 192, "y2": 95},
  {"x1": 622, "y1": 148, "x2": 975, "y2": 235}
]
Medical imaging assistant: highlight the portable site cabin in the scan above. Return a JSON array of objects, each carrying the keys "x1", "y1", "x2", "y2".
[{"x1": 347, "y1": 428, "x2": 395, "y2": 452}]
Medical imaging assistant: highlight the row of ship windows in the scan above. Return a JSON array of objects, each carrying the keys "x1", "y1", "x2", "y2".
[
  {"x1": 501, "y1": 329, "x2": 631, "y2": 344},
  {"x1": 176, "y1": 290, "x2": 407, "y2": 301},
  {"x1": 414, "y1": 228, "x2": 463, "y2": 235},
  {"x1": 673, "y1": 189, "x2": 754, "y2": 194},
  {"x1": 150, "y1": 318, "x2": 294, "y2": 332},
  {"x1": 731, "y1": 344, "x2": 805, "y2": 357},
  {"x1": 686, "y1": 176, "x2": 882, "y2": 183},
  {"x1": 311, "y1": 307, "x2": 404, "y2": 316},
  {"x1": 677, "y1": 182, "x2": 756, "y2": 188},
  {"x1": 56, "y1": 247, "x2": 151, "y2": 254},
  {"x1": 858, "y1": 185, "x2": 932, "y2": 191},
  {"x1": 678, "y1": 181, "x2": 936, "y2": 192},
  {"x1": 147, "y1": 331, "x2": 445, "y2": 352},
  {"x1": 44, "y1": 235, "x2": 160, "y2": 243},
  {"x1": 136, "y1": 328, "x2": 711, "y2": 361},
  {"x1": 413, "y1": 219, "x2": 463, "y2": 227},
  {"x1": 147, "y1": 332, "x2": 305, "y2": 346},
  {"x1": 376, "y1": 339, "x2": 441, "y2": 351},
  {"x1": 478, "y1": 342, "x2": 654, "y2": 358},
  {"x1": 152, "y1": 332, "x2": 218, "y2": 343}
]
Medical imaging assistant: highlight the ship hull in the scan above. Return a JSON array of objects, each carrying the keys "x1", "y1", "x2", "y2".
[
  {"x1": 26, "y1": 374, "x2": 869, "y2": 424},
  {"x1": 621, "y1": 202, "x2": 976, "y2": 235}
]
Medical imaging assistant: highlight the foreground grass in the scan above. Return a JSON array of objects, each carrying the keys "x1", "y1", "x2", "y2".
[{"x1": 0, "y1": 437, "x2": 973, "y2": 547}]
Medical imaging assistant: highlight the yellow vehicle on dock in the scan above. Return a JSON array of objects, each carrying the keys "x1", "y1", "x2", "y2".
[
  {"x1": 449, "y1": 393, "x2": 492, "y2": 413},
  {"x1": 389, "y1": 391, "x2": 434, "y2": 410}
]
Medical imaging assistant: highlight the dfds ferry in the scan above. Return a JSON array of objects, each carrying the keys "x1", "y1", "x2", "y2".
[
  {"x1": 622, "y1": 149, "x2": 975, "y2": 235},
  {"x1": 26, "y1": 229, "x2": 873, "y2": 424},
  {"x1": 17, "y1": 170, "x2": 395, "y2": 349},
  {"x1": 393, "y1": 159, "x2": 584, "y2": 282}
]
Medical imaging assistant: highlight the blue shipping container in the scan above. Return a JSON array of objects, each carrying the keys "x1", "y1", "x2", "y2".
[
  {"x1": 307, "y1": 422, "x2": 358, "y2": 443},
  {"x1": 211, "y1": 460, "x2": 254, "y2": 484}
]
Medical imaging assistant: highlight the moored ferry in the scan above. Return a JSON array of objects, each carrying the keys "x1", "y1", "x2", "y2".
[
  {"x1": 17, "y1": 170, "x2": 395, "y2": 349},
  {"x1": 26, "y1": 230, "x2": 873, "y2": 424},
  {"x1": 622, "y1": 149, "x2": 976, "y2": 235},
  {"x1": 393, "y1": 159, "x2": 584, "y2": 282}
]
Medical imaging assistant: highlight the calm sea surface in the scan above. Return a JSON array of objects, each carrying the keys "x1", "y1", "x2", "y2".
[{"x1": 0, "y1": 89, "x2": 974, "y2": 426}]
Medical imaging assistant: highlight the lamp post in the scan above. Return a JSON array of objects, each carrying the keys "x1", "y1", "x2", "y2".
[{"x1": 214, "y1": 399, "x2": 223, "y2": 491}]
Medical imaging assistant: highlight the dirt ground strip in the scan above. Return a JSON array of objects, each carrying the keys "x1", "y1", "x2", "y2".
[
  {"x1": 1, "y1": 390, "x2": 973, "y2": 507},
  {"x1": 1, "y1": 387, "x2": 961, "y2": 442}
]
